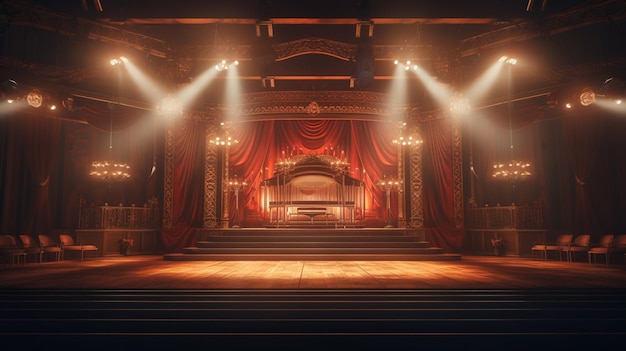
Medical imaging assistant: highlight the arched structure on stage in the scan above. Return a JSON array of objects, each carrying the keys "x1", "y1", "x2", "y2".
[{"x1": 161, "y1": 90, "x2": 465, "y2": 252}]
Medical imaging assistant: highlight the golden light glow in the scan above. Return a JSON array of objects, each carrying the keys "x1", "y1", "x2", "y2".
[
  {"x1": 492, "y1": 161, "x2": 532, "y2": 180},
  {"x1": 89, "y1": 160, "x2": 131, "y2": 181}
]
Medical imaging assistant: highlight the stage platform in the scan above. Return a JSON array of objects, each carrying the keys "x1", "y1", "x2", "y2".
[{"x1": 164, "y1": 228, "x2": 462, "y2": 261}]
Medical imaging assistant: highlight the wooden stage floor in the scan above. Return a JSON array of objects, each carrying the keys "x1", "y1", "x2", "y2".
[{"x1": 2, "y1": 254, "x2": 626, "y2": 289}]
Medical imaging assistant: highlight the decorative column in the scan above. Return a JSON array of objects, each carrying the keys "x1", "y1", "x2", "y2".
[
  {"x1": 377, "y1": 176, "x2": 401, "y2": 228},
  {"x1": 227, "y1": 176, "x2": 247, "y2": 228},
  {"x1": 393, "y1": 125, "x2": 423, "y2": 229}
]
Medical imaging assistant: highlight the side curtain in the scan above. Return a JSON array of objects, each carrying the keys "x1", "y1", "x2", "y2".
[
  {"x1": 161, "y1": 118, "x2": 205, "y2": 253},
  {"x1": 422, "y1": 117, "x2": 464, "y2": 252},
  {"x1": 21, "y1": 114, "x2": 61, "y2": 235}
]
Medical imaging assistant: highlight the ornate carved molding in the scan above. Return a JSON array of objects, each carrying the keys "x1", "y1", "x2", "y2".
[
  {"x1": 162, "y1": 124, "x2": 174, "y2": 230},
  {"x1": 203, "y1": 124, "x2": 219, "y2": 228},
  {"x1": 273, "y1": 38, "x2": 356, "y2": 62},
  {"x1": 408, "y1": 141, "x2": 424, "y2": 229},
  {"x1": 237, "y1": 91, "x2": 396, "y2": 120},
  {"x1": 451, "y1": 117, "x2": 465, "y2": 229}
]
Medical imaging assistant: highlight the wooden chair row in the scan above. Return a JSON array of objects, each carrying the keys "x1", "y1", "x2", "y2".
[
  {"x1": 0, "y1": 234, "x2": 97, "y2": 264},
  {"x1": 531, "y1": 234, "x2": 626, "y2": 264}
]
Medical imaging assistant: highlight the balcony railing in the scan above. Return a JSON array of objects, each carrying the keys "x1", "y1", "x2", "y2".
[
  {"x1": 79, "y1": 205, "x2": 161, "y2": 229},
  {"x1": 466, "y1": 204, "x2": 543, "y2": 229}
]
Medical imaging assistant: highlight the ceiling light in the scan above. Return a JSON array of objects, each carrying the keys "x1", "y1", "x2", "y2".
[
  {"x1": 579, "y1": 87, "x2": 596, "y2": 106},
  {"x1": 26, "y1": 90, "x2": 43, "y2": 108}
]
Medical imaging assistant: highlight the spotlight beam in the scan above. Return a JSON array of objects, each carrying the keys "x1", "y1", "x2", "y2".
[
  {"x1": 121, "y1": 59, "x2": 166, "y2": 104},
  {"x1": 410, "y1": 65, "x2": 452, "y2": 108},
  {"x1": 464, "y1": 60, "x2": 506, "y2": 102}
]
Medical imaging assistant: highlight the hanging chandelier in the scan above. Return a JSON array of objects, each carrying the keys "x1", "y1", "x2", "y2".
[
  {"x1": 492, "y1": 160, "x2": 531, "y2": 180},
  {"x1": 491, "y1": 58, "x2": 531, "y2": 181},
  {"x1": 89, "y1": 102, "x2": 131, "y2": 181},
  {"x1": 89, "y1": 160, "x2": 131, "y2": 181}
]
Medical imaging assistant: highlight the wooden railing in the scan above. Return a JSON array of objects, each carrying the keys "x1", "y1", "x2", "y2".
[
  {"x1": 465, "y1": 205, "x2": 543, "y2": 229},
  {"x1": 79, "y1": 205, "x2": 161, "y2": 229}
]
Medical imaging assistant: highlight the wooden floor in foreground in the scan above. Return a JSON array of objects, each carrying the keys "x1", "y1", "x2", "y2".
[
  {"x1": 2, "y1": 254, "x2": 626, "y2": 349},
  {"x1": 2, "y1": 254, "x2": 626, "y2": 289}
]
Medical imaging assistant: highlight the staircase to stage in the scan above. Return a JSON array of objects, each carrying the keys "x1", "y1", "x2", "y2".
[{"x1": 163, "y1": 228, "x2": 461, "y2": 261}]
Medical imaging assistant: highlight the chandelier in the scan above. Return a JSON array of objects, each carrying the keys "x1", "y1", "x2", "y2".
[
  {"x1": 89, "y1": 161, "x2": 131, "y2": 181},
  {"x1": 89, "y1": 102, "x2": 131, "y2": 181},
  {"x1": 491, "y1": 58, "x2": 531, "y2": 181},
  {"x1": 492, "y1": 160, "x2": 531, "y2": 180}
]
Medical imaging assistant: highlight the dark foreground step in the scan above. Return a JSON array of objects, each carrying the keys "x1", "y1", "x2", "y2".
[{"x1": 0, "y1": 289, "x2": 624, "y2": 349}]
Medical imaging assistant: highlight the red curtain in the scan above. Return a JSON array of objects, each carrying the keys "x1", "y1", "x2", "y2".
[
  {"x1": 227, "y1": 120, "x2": 398, "y2": 227},
  {"x1": 161, "y1": 118, "x2": 205, "y2": 253},
  {"x1": 422, "y1": 118, "x2": 465, "y2": 252}
]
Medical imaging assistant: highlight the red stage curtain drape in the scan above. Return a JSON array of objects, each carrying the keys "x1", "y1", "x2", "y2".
[
  {"x1": 226, "y1": 120, "x2": 398, "y2": 227},
  {"x1": 422, "y1": 118, "x2": 465, "y2": 253},
  {"x1": 162, "y1": 118, "x2": 205, "y2": 253}
]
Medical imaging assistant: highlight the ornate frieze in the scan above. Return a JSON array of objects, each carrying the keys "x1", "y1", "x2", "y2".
[{"x1": 237, "y1": 91, "x2": 394, "y2": 119}]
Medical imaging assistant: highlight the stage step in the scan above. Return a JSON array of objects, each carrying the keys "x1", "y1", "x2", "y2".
[
  {"x1": 164, "y1": 252, "x2": 461, "y2": 261},
  {"x1": 196, "y1": 240, "x2": 433, "y2": 248},
  {"x1": 2, "y1": 289, "x2": 624, "y2": 348},
  {"x1": 166, "y1": 228, "x2": 459, "y2": 261}
]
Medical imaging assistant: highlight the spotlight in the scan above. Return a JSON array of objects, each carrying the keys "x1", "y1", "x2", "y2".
[
  {"x1": 215, "y1": 59, "x2": 239, "y2": 71},
  {"x1": 498, "y1": 56, "x2": 517, "y2": 64},
  {"x1": 579, "y1": 87, "x2": 596, "y2": 106},
  {"x1": 110, "y1": 56, "x2": 128, "y2": 66},
  {"x1": 1, "y1": 79, "x2": 19, "y2": 102},
  {"x1": 26, "y1": 89, "x2": 43, "y2": 108},
  {"x1": 49, "y1": 104, "x2": 57, "y2": 111}
]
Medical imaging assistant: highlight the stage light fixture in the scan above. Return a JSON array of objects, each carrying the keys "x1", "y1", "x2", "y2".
[
  {"x1": 579, "y1": 87, "x2": 596, "y2": 106},
  {"x1": 110, "y1": 56, "x2": 128, "y2": 66},
  {"x1": 498, "y1": 56, "x2": 517, "y2": 65},
  {"x1": 26, "y1": 89, "x2": 43, "y2": 108},
  {"x1": 216, "y1": 59, "x2": 239, "y2": 71}
]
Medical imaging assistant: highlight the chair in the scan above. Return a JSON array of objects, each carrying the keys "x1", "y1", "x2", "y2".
[
  {"x1": 37, "y1": 234, "x2": 63, "y2": 262},
  {"x1": 561, "y1": 234, "x2": 591, "y2": 262},
  {"x1": 59, "y1": 234, "x2": 98, "y2": 260},
  {"x1": 587, "y1": 234, "x2": 614, "y2": 264},
  {"x1": 0, "y1": 235, "x2": 27, "y2": 265},
  {"x1": 607, "y1": 234, "x2": 626, "y2": 264},
  {"x1": 18, "y1": 234, "x2": 44, "y2": 263},
  {"x1": 531, "y1": 234, "x2": 573, "y2": 260}
]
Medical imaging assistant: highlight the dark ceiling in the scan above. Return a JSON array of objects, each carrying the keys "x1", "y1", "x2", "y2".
[{"x1": 1, "y1": 0, "x2": 626, "y2": 114}]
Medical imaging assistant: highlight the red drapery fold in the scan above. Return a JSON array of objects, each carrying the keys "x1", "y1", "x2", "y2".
[
  {"x1": 226, "y1": 120, "x2": 398, "y2": 228},
  {"x1": 162, "y1": 118, "x2": 205, "y2": 253},
  {"x1": 422, "y1": 118, "x2": 465, "y2": 253}
]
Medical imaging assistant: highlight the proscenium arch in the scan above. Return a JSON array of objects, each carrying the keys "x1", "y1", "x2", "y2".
[{"x1": 162, "y1": 91, "x2": 463, "y2": 232}]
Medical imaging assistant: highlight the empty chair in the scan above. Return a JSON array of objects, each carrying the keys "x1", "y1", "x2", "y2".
[
  {"x1": 0, "y1": 235, "x2": 27, "y2": 265},
  {"x1": 531, "y1": 234, "x2": 573, "y2": 260},
  {"x1": 588, "y1": 234, "x2": 614, "y2": 264},
  {"x1": 37, "y1": 234, "x2": 62, "y2": 262},
  {"x1": 561, "y1": 234, "x2": 591, "y2": 262},
  {"x1": 607, "y1": 234, "x2": 626, "y2": 264},
  {"x1": 59, "y1": 234, "x2": 98, "y2": 260},
  {"x1": 18, "y1": 234, "x2": 44, "y2": 263}
]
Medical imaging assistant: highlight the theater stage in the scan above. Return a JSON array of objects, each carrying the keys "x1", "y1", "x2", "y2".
[{"x1": 163, "y1": 227, "x2": 462, "y2": 261}]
